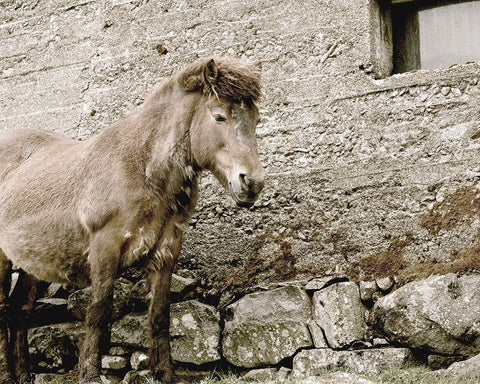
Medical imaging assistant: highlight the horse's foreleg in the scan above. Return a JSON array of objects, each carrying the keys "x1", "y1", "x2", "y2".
[
  {"x1": 9, "y1": 271, "x2": 43, "y2": 384},
  {"x1": 79, "y1": 234, "x2": 119, "y2": 384},
  {"x1": 0, "y1": 251, "x2": 14, "y2": 384},
  {"x1": 147, "y1": 234, "x2": 182, "y2": 384}
]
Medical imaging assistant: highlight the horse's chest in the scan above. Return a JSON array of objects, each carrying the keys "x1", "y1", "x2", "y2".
[{"x1": 120, "y1": 225, "x2": 160, "y2": 268}]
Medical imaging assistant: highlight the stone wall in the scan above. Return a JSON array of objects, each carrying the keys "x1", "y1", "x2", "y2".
[
  {"x1": 2, "y1": 0, "x2": 480, "y2": 291},
  {"x1": 30, "y1": 273, "x2": 480, "y2": 382}
]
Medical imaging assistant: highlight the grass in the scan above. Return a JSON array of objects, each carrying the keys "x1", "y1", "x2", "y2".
[{"x1": 33, "y1": 366, "x2": 480, "y2": 384}]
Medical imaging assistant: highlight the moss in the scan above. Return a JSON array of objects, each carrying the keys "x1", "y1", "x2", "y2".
[
  {"x1": 420, "y1": 186, "x2": 480, "y2": 235},
  {"x1": 348, "y1": 233, "x2": 413, "y2": 282},
  {"x1": 349, "y1": 231, "x2": 480, "y2": 285}
]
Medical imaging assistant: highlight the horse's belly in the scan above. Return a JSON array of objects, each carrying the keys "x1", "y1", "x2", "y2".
[{"x1": 0, "y1": 224, "x2": 91, "y2": 287}]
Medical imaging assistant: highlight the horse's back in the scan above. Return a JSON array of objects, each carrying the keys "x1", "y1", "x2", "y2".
[{"x1": 0, "y1": 128, "x2": 71, "y2": 181}]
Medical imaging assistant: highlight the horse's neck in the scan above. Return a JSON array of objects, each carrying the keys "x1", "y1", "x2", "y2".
[{"x1": 132, "y1": 91, "x2": 199, "y2": 205}]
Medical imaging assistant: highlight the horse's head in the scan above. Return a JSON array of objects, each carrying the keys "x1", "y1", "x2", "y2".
[{"x1": 184, "y1": 58, "x2": 264, "y2": 207}]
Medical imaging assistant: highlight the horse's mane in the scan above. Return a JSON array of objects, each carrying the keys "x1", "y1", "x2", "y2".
[{"x1": 176, "y1": 57, "x2": 262, "y2": 103}]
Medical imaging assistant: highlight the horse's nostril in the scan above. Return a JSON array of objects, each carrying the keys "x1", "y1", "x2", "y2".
[{"x1": 239, "y1": 173, "x2": 249, "y2": 190}]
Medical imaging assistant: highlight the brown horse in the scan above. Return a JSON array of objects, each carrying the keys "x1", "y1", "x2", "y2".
[{"x1": 0, "y1": 57, "x2": 264, "y2": 384}]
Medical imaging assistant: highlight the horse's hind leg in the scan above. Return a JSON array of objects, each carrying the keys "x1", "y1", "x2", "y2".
[
  {"x1": 0, "y1": 250, "x2": 15, "y2": 384},
  {"x1": 9, "y1": 271, "x2": 42, "y2": 384}
]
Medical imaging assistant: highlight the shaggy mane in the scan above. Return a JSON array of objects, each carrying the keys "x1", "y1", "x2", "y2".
[{"x1": 176, "y1": 57, "x2": 262, "y2": 102}]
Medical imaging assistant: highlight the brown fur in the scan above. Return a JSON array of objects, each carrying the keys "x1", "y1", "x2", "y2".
[{"x1": 0, "y1": 57, "x2": 264, "y2": 384}]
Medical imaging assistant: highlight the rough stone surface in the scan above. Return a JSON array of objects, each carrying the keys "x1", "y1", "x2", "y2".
[
  {"x1": 28, "y1": 322, "x2": 85, "y2": 372},
  {"x1": 375, "y1": 276, "x2": 395, "y2": 292},
  {"x1": 170, "y1": 300, "x2": 221, "y2": 364},
  {"x1": 111, "y1": 301, "x2": 221, "y2": 364},
  {"x1": 305, "y1": 276, "x2": 348, "y2": 291},
  {"x1": 111, "y1": 313, "x2": 148, "y2": 349},
  {"x1": 426, "y1": 353, "x2": 480, "y2": 380},
  {"x1": 359, "y1": 281, "x2": 378, "y2": 303},
  {"x1": 292, "y1": 348, "x2": 413, "y2": 376},
  {"x1": 427, "y1": 354, "x2": 465, "y2": 370},
  {"x1": 371, "y1": 274, "x2": 480, "y2": 356},
  {"x1": 297, "y1": 372, "x2": 375, "y2": 384},
  {"x1": 222, "y1": 285, "x2": 312, "y2": 367},
  {"x1": 101, "y1": 355, "x2": 129, "y2": 370},
  {"x1": 130, "y1": 351, "x2": 150, "y2": 371},
  {"x1": 122, "y1": 370, "x2": 151, "y2": 384},
  {"x1": 312, "y1": 282, "x2": 368, "y2": 348}
]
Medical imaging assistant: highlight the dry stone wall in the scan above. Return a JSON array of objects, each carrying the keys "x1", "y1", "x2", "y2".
[{"x1": 29, "y1": 273, "x2": 480, "y2": 382}]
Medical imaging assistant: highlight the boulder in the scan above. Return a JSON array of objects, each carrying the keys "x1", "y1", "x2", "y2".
[
  {"x1": 222, "y1": 285, "x2": 312, "y2": 368},
  {"x1": 292, "y1": 348, "x2": 414, "y2": 376},
  {"x1": 312, "y1": 282, "x2": 368, "y2": 348},
  {"x1": 371, "y1": 274, "x2": 480, "y2": 356},
  {"x1": 170, "y1": 300, "x2": 221, "y2": 364},
  {"x1": 111, "y1": 300, "x2": 221, "y2": 365}
]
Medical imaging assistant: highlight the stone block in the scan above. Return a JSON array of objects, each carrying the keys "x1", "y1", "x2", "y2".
[
  {"x1": 292, "y1": 348, "x2": 414, "y2": 376},
  {"x1": 312, "y1": 282, "x2": 368, "y2": 349},
  {"x1": 222, "y1": 285, "x2": 312, "y2": 367}
]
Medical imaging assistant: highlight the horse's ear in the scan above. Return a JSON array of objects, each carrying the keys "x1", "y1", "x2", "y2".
[{"x1": 204, "y1": 59, "x2": 218, "y2": 86}]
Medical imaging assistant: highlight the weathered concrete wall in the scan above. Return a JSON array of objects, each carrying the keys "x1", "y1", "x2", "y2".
[{"x1": 2, "y1": 0, "x2": 480, "y2": 292}]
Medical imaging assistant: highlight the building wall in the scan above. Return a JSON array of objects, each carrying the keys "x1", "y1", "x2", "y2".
[{"x1": 2, "y1": 0, "x2": 480, "y2": 292}]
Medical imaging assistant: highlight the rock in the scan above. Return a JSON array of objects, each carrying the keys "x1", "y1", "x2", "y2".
[
  {"x1": 312, "y1": 282, "x2": 368, "y2": 348},
  {"x1": 130, "y1": 351, "x2": 150, "y2": 370},
  {"x1": 427, "y1": 354, "x2": 464, "y2": 370},
  {"x1": 46, "y1": 283, "x2": 69, "y2": 298},
  {"x1": 426, "y1": 353, "x2": 480, "y2": 380},
  {"x1": 243, "y1": 368, "x2": 280, "y2": 381},
  {"x1": 375, "y1": 276, "x2": 394, "y2": 292},
  {"x1": 305, "y1": 275, "x2": 348, "y2": 291},
  {"x1": 372, "y1": 338, "x2": 390, "y2": 348},
  {"x1": 34, "y1": 373, "x2": 76, "y2": 384},
  {"x1": 109, "y1": 346, "x2": 130, "y2": 356},
  {"x1": 122, "y1": 370, "x2": 151, "y2": 384},
  {"x1": 101, "y1": 355, "x2": 129, "y2": 370},
  {"x1": 371, "y1": 274, "x2": 480, "y2": 356},
  {"x1": 112, "y1": 300, "x2": 221, "y2": 365},
  {"x1": 170, "y1": 300, "x2": 221, "y2": 364},
  {"x1": 359, "y1": 281, "x2": 378, "y2": 302},
  {"x1": 297, "y1": 372, "x2": 375, "y2": 384},
  {"x1": 308, "y1": 320, "x2": 329, "y2": 348},
  {"x1": 222, "y1": 285, "x2": 312, "y2": 367},
  {"x1": 111, "y1": 313, "x2": 148, "y2": 348},
  {"x1": 67, "y1": 280, "x2": 133, "y2": 321},
  {"x1": 170, "y1": 274, "x2": 198, "y2": 299},
  {"x1": 292, "y1": 348, "x2": 414, "y2": 376},
  {"x1": 28, "y1": 322, "x2": 85, "y2": 372}
]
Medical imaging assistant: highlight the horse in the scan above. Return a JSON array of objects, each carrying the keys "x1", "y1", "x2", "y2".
[{"x1": 0, "y1": 57, "x2": 264, "y2": 384}]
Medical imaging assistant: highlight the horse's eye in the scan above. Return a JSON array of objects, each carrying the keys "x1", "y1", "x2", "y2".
[{"x1": 214, "y1": 114, "x2": 227, "y2": 122}]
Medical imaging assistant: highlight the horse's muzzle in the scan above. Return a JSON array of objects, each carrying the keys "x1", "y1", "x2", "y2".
[{"x1": 231, "y1": 173, "x2": 264, "y2": 208}]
